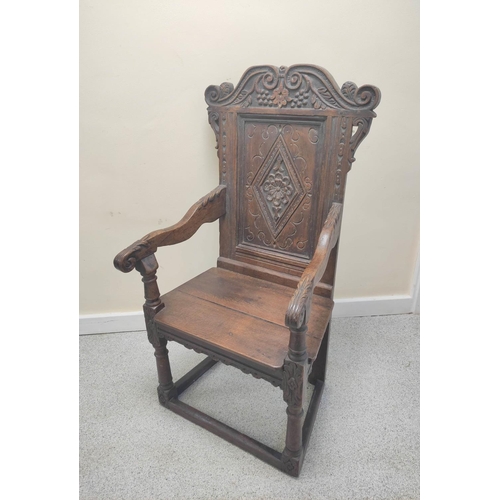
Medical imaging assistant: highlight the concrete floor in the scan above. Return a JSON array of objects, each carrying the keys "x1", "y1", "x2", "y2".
[{"x1": 80, "y1": 314, "x2": 419, "y2": 500}]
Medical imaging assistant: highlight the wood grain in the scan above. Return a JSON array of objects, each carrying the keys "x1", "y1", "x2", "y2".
[
  {"x1": 114, "y1": 185, "x2": 226, "y2": 273},
  {"x1": 154, "y1": 268, "x2": 333, "y2": 369},
  {"x1": 114, "y1": 64, "x2": 380, "y2": 477}
]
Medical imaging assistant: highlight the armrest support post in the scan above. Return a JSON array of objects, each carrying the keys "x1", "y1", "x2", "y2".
[
  {"x1": 136, "y1": 254, "x2": 174, "y2": 395},
  {"x1": 135, "y1": 254, "x2": 165, "y2": 348},
  {"x1": 282, "y1": 202, "x2": 343, "y2": 472}
]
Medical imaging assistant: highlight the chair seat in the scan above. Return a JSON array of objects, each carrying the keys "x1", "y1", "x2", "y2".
[{"x1": 154, "y1": 267, "x2": 334, "y2": 372}]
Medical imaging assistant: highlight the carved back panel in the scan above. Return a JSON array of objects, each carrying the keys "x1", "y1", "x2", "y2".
[{"x1": 206, "y1": 65, "x2": 380, "y2": 295}]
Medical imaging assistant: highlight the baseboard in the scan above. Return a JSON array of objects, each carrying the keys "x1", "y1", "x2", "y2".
[
  {"x1": 332, "y1": 295, "x2": 414, "y2": 318},
  {"x1": 79, "y1": 312, "x2": 145, "y2": 335},
  {"x1": 80, "y1": 295, "x2": 414, "y2": 335}
]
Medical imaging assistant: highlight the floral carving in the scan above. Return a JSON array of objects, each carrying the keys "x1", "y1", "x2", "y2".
[
  {"x1": 252, "y1": 135, "x2": 305, "y2": 237},
  {"x1": 220, "y1": 82, "x2": 234, "y2": 97},
  {"x1": 341, "y1": 81, "x2": 357, "y2": 100},
  {"x1": 282, "y1": 359, "x2": 304, "y2": 407},
  {"x1": 205, "y1": 65, "x2": 381, "y2": 111},
  {"x1": 144, "y1": 304, "x2": 164, "y2": 347},
  {"x1": 271, "y1": 82, "x2": 291, "y2": 108},
  {"x1": 262, "y1": 160, "x2": 294, "y2": 220}
]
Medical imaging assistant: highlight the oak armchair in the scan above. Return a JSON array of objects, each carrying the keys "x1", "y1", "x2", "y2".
[{"x1": 114, "y1": 64, "x2": 380, "y2": 477}]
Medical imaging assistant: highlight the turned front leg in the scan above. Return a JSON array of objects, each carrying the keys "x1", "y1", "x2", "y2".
[
  {"x1": 136, "y1": 254, "x2": 176, "y2": 405},
  {"x1": 153, "y1": 337, "x2": 176, "y2": 406},
  {"x1": 281, "y1": 325, "x2": 308, "y2": 477}
]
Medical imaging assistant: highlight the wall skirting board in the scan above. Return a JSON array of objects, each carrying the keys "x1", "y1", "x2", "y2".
[
  {"x1": 81, "y1": 256, "x2": 420, "y2": 335},
  {"x1": 79, "y1": 296, "x2": 416, "y2": 335}
]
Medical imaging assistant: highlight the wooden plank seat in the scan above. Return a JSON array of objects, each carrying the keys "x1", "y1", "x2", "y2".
[{"x1": 154, "y1": 267, "x2": 334, "y2": 380}]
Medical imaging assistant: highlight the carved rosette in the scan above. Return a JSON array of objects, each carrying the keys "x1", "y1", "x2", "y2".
[
  {"x1": 282, "y1": 359, "x2": 305, "y2": 407},
  {"x1": 205, "y1": 65, "x2": 380, "y2": 111},
  {"x1": 252, "y1": 135, "x2": 305, "y2": 237},
  {"x1": 282, "y1": 456, "x2": 300, "y2": 476}
]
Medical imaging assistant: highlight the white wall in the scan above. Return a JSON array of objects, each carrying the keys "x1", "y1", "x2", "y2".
[{"x1": 80, "y1": 0, "x2": 419, "y2": 315}]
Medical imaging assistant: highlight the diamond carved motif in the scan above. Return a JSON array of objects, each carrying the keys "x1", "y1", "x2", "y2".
[{"x1": 252, "y1": 136, "x2": 305, "y2": 237}]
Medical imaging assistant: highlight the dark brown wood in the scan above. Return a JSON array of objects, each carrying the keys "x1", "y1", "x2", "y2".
[
  {"x1": 308, "y1": 323, "x2": 331, "y2": 385},
  {"x1": 135, "y1": 254, "x2": 176, "y2": 403},
  {"x1": 114, "y1": 64, "x2": 380, "y2": 477},
  {"x1": 173, "y1": 357, "x2": 218, "y2": 397},
  {"x1": 302, "y1": 379, "x2": 325, "y2": 453},
  {"x1": 286, "y1": 202, "x2": 343, "y2": 332},
  {"x1": 167, "y1": 399, "x2": 284, "y2": 470},
  {"x1": 114, "y1": 185, "x2": 226, "y2": 273},
  {"x1": 217, "y1": 256, "x2": 333, "y2": 297},
  {"x1": 154, "y1": 267, "x2": 333, "y2": 370}
]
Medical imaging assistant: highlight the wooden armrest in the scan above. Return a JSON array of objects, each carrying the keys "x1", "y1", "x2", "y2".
[
  {"x1": 114, "y1": 185, "x2": 226, "y2": 273},
  {"x1": 285, "y1": 202, "x2": 343, "y2": 331}
]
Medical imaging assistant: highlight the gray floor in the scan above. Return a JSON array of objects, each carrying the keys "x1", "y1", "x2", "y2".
[{"x1": 80, "y1": 314, "x2": 419, "y2": 500}]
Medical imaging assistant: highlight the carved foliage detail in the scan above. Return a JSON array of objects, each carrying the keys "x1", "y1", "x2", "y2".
[
  {"x1": 114, "y1": 240, "x2": 152, "y2": 273},
  {"x1": 208, "y1": 111, "x2": 220, "y2": 157},
  {"x1": 200, "y1": 184, "x2": 225, "y2": 207},
  {"x1": 144, "y1": 305, "x2": 160, "y2": 346},
  {"x1": 348, "y1": 117, "x2": 372, "y2": 169},
  {"x1": 285, "y1": 277, "x2": 314, "y2": 331},
  {"x1": 334, "y1": 116, "x2": 348, "y2": 202},
  {"x1": 208, "y1": 111, "x2": 228, "y2": 183},
  {"x1": 205, "y1": 65, "x2": 380, "y2": 111},
  {"x1": 282, "y1": 359, "x2": 305, "y2": 407}
]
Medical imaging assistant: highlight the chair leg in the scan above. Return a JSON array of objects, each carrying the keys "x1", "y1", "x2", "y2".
[
  {"x1": 281, "y1": 357, "x2": 307, "y2": 477},
  {"x1": 308, "y1": 322, "x2": 331, "y2": 385},
  {"x1": 134, "y1": 255, "x2": 177, "y2": 406},
  {"x1": 153, "y1": 337, "x2": 177, "y2": 406}
]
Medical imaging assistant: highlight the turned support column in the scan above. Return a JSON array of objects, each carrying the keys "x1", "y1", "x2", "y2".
[
  {"x1": 136, "y1": 254, "x2": 176, "y2": 405},
  {"x1": 281, "y1": 323, "x2": 308, "y2": 477}
]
